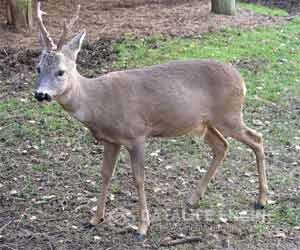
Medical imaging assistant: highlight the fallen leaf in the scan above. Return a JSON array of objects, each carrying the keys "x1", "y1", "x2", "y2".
[
  {"x1": 196, "y1": 166, "x2": 207, "y2": 173},
  {"x1": 109, "y1": 194, "x2": 115, "y2": 201},
  {"x1": 30, "y1": 216, "x2": 37, "y2": 221},
  {"x1": 227, "y1": 178, "x2": 234, "y2": 183},
  {"x1": 21, "y1": 150, "x2": 28, "y2": 155},
  {"x1": 219, "y1": 217, "x2": 228, "y2": 223},
  {"x1": 268, "y1": 200, "x2": 276, "y2": 205},
  {"x1": 295, "y1": 145, "x2": 300, "y2": 152},
  {"x1": 216, "y1": 203, "x2": 223, "y2": 208},
  {"x1": 42, "y1": 195, "x2": 56, "y2": 200},
  {"x1": 177, "y1": 233, "x2": 186, "y2": 238},
  {"x1": 239, "y1": 210, "x2": 248, "y2": 216},
  {"x1": 150, "y1": 150, "x2": 160, "y2": 157},
  {"x1": 165, "y1": 165, "x2": 174, "y2": 170},
  {"x1": 274, "y1": 232, "x2": 286, "y2": 239},
  {"x1": 90, "y1": 197, "x2": 97, "y2": 202},
  {"x1": 10, "y1": 189, "x2": 18, "y2": 195},
  {"x1": 253, "y1": 119, "x2": 264, "y2": 126},
  {"x1": 243, "y1": 172, "x2": 252, "y2": 177}
]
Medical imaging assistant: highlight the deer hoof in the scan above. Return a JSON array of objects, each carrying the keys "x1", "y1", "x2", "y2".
[
  {"x1": 135, "y1": 233, "x2": 146, "y2": 241},
  {"x1": 89, "y1": 216, "x2": 104, "y2": 226},
  {"x1": 255, "y1": 196, "x2": 268, "y2": 209},
  {"x1": 255, "y1": 201, "x2": 266, "y2": 210}
]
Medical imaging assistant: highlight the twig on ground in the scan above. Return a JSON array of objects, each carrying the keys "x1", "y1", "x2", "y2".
[
  {"x1": 160, "y1": 236, "x2": 202, "y2": 247},
  {"x1": 284, "y1": 15, "x2": 299, "y2": 21},
  {"x1": 0, "y1": 244, "x2": 17, "y2": 250},
  {"x1": 0, "y1": 220, "x2": 13, "y2": 233}
]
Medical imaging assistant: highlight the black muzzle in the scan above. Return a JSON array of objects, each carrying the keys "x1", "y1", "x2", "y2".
[{"x1": 34, "y1": 92, "x2": 52, "y2": 102}]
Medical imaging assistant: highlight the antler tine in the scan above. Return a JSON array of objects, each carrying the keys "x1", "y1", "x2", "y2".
[
  {"x1": 57, "y1": 5, "x2": 81, "y2": 50},
  {"x1": 37, "y1": 2, "x2": 56, "y2": 50}
]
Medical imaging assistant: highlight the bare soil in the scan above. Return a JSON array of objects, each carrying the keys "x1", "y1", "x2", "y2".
[{"x1": 0, "y1": 0, "x2": 282, "y2": 49}]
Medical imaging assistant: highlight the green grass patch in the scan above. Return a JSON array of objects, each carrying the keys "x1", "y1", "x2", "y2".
[
  {"x1": 238, "y1": 1, "x2": 288, "y2": 17},
  {"x1": 18, "y1": 176, "x2": 38, "y2": 199},
  {"x1": 32, "y1": 164, "x2": 49, "y2": 172},
  {"x1": 0, "y1": 97, "x2": 86, "y2": 146},
  {"x1": 269, "y1": 202, "x2": 300, "y2": 226},
  {"x1": 254, "y1": 223, "x2": 269, "y2": 238},
  {"x1": 114, "y1": 18, "x2": 300, "y2": 101}
]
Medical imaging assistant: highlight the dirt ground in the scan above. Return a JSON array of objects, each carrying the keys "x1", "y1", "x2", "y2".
[
  {"x1": 1, "y1": 0, "x2": 300, "y2": 250},
  {"x1": 0, "y1": 0, "x2": 283, "y2": 49}
]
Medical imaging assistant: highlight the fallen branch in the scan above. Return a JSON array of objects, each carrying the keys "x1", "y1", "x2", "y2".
[
  {"x1": 160, "y1": 236, "x2": 202, "y2": 247},
  {"x1": 283, "y1": 15, "x2": 299, "y2": 21},
  {"x1": 0, "y1": 220, "x2": 13, "y2": 233}
]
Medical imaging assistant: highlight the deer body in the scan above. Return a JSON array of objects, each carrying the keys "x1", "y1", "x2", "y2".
[
  {"x1": 35, "y1": 2, "x2": 268, "y2": 240},
  {"x1": 58, "y1": 60, "x2": 244, "y2": 146}
]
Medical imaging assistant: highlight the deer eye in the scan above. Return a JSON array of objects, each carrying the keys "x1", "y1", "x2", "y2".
[{"x1": 56, "y1": 70, "x2": 65, "y2": 77}]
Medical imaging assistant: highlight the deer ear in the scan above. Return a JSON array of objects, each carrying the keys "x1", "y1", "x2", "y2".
[{"x1": 62, "y1": 30, "x2": 86, "y2": 60}]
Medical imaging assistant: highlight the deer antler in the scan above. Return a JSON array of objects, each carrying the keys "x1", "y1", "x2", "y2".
[
  {"x1": 37, "y1": 2, "x2": 56, "y2": 50},
  {"x1": 57, "y1": 5, "x2": 81, "y2": 50}
]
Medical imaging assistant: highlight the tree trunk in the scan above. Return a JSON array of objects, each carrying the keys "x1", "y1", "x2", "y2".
[
  {"x1": 211, "y1": 0, "x2": 236, "y2": 16},
  {"x1": 7, "y1": 0, "x2": 33, "y2": 31}
]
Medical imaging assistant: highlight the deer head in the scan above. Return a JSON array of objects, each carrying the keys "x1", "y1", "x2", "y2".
[{"x1": 35, "y1": 2, "x2": 85, "y2": 102}]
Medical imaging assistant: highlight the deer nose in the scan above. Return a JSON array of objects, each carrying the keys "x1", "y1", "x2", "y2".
[{"x1": 34, "y1": 92, "x2": 52, "y2": 102}]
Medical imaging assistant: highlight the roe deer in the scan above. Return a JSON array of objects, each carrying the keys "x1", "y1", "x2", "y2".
[{"x1": 34, "y1": 2, "x2": 268, "y2": 239}]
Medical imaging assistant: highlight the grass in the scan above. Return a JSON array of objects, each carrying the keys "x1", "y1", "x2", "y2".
[
  {"x1": 0, "y1": 98, "x2": 92, "y2": 147},
  {"x1": 270, "y1": 202, "x2": 300, "y2": 226},
  {"x1": 238, "y1": 1, "x2": 289, "y2": 17},
  {"x1": 114, "y1": 18, "x2": 300, "y2": 101},
  {"x1": 32, "y1": 164, "x2": 49, "y2": 172},
  {"x1": 254, "y1": 223, "x2": 269, "y2": 238}
]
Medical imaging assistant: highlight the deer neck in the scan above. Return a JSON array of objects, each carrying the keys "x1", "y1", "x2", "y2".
[
  {"x1": 56, "y1": 71, "x2": 107, "y2": 125},
  {"x1": 56, "y1": 71, "x2": 86, "y2": 115}
]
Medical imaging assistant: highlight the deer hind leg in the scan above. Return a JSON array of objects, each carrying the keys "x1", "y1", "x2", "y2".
[
  {"x1": 186, "y1": 127, "x2": 228, "y2": 207},
  {"x1": 220, "y1": 118, "x2": 268, "y2": 208},
  {"x1": 90, "y1": 142, "x2": 121, "y2": 225}
]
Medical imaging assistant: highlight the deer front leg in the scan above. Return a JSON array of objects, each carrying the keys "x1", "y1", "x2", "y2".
[
  {"x1": 128, "y1": 138, "x2": 150, "y2": 240},
  {"x1": 90, "y1": 142, "x2": 121, "y2": 225}
]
